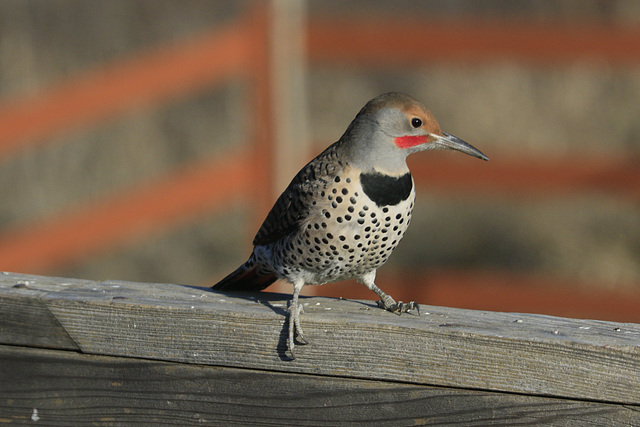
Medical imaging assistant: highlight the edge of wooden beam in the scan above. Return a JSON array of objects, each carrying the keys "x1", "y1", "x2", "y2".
[{"x1": 1, "y1": 272, "x2": 639, "y2": 405}]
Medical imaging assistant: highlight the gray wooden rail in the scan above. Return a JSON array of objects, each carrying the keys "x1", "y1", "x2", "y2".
[{"x1": 1, "y1": 272, "x2": 639, "y2": 425}]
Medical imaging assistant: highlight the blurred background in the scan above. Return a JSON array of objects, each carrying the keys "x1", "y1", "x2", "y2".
[{"x1": 1, "y1": 0, "x2": 639, "y2": 322}]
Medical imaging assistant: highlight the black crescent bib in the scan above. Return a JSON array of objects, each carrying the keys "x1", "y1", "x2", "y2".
[{"x1": 359, "y1": 172, "x2": 413, "y2": 207}]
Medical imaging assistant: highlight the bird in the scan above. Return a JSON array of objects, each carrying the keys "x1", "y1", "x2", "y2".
[{"x1": 212, "y1": 92, "x2": 488, "y2": 358}]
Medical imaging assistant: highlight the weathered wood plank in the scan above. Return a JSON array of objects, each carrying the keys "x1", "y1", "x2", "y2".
[
  {"x1": 1, "y1": 272, "x2": 640, "y2": 406},
  {"x1": 1, "y1": 345, "x2": 638, "y2": 426}
]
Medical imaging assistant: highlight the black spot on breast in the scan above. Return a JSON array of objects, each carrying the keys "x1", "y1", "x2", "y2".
[{"x1": 359, "y1": 172, "x2": 413, "y2": 207}]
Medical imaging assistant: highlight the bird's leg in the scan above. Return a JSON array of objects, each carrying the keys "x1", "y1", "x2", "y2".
[
  {"x1": 287, "y1": 280, "x2": 307, "y2": 359},
  {"x1": 358, "y1": 271, "x2": 420, "y2": 315}
]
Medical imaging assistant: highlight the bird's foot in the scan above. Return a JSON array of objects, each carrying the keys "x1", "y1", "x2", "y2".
[
  {"x1": 377, "y1": 299, "x2": 420, "y2": 315},
  {"x1": 287, "y1": 300, "x2": 308, "y2": 359}
]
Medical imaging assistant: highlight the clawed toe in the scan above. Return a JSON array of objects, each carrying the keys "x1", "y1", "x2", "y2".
[
  {"x1": 378, "y1": 299, "x2": 420, "y2": 315},
  {"x1": 403, "y1": 301, "x2": 420, "y2": 315},
  {"x1": 295, "y1": 333, "x2": 309, "y2": 345}
]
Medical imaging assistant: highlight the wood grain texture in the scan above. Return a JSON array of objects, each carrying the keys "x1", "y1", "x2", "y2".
[
  {"x1": 1, "y1": 345, "x2": 638, "y2": 426},
  {"x1": 2, "y1": 272, "x2": 640, "y2": 406}
]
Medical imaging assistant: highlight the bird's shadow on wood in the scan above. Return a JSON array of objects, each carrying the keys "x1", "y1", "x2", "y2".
[
  {"x1": 206, "y1": 288, "x2": 300, "y2": 361},
  {"x1": 188, "y1": 285, "x2": 378, "y2": 361}
]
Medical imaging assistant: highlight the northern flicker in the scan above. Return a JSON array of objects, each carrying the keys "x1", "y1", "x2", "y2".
[{"x1": 213, "y1": 92, "x2": 488, "y2": 357}]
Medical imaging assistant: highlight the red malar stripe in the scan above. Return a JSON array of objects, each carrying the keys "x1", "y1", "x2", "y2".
[{"x1": 394, "y1": 135, "x2": 427, "y2": 148}]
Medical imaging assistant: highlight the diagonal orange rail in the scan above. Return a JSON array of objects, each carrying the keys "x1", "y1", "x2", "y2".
[
  {"x1": 0, "y1": 4, "x2": 272, "y2": 275},
  {"x1": 0, "y1": 149, "x2": 254, "y2": 273},
  {"x1": 0, "y1": 15, "x2": 254, "y2": 160}
]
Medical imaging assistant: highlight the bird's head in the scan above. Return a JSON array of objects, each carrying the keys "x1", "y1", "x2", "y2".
[{"x1": 342, "y1": 92, "x2": 488, "y2": 174}]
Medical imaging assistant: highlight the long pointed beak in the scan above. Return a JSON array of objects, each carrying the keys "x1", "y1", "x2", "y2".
[{"x1": 431, "y1": 132, "x2": 489, "y2": 161}]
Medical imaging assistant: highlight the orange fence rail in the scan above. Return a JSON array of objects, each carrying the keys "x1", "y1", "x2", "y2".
[
  {"x1": 0, "y1": 150, "x2": 253, "y2": 273},
  {"x1": 317, "y1": 270, "x2": 640, "y2": 323},
  {"x1": 308, "y1": 18, "x2": 640, "y2": 65},
  {"x1": 0, "y1": 4, "x2": 273, "y2": 273},
  {"x1": 0, "y1": 17, "x2": 255, "y2": 160},
  {"x1": 410, "y1": 154, "x2": 640, "y2": 199}
]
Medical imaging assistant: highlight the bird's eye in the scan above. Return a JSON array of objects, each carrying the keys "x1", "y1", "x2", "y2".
[{"x1": 411, "y1": 118, "x2": 422, "y2": 128}]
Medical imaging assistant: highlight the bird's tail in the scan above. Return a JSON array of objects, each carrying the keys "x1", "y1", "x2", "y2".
[{"x1": 212, "y1": 260, "x2": 278, "y2": 292}]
